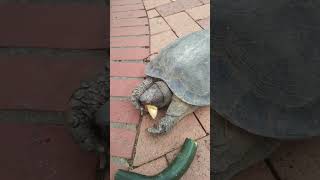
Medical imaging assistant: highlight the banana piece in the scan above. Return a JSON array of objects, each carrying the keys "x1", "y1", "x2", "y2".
[{"x1": 146, "y1": 105, "x2": 158, "y2": 119}]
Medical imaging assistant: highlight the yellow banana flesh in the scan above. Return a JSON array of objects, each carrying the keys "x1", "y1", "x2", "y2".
[{"x1": 146, "y1": 105, "x2": 158, "y2": 119}]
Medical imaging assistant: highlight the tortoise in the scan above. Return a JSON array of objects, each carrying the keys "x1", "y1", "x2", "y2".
[
  {"x1": 131, "y1": 29, "x2": 210, "y2": 135},
  {"x1": 212, "y1": 0, "x2": 320, "y2": 179}
]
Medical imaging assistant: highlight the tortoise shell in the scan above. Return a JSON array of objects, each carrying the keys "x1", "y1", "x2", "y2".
[
  {"x1": 212, "y1": 0, "x2": 320, "y2": 139},
  {"x1": 146, "y1": 29, "x2": 210, "y2": 106}
]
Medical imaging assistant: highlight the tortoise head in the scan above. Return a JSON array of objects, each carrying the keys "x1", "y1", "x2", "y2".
[{"x1": 139, "y1": 80, "x2": 172, "y2": 109}]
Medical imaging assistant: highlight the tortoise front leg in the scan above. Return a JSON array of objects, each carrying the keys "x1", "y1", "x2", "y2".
[
  {"x1": 131, "y1": 77, "x2": 154, "y2": 114},
  {"x1": 147, "y1": 95, "x2": 198, "y2": 134}
]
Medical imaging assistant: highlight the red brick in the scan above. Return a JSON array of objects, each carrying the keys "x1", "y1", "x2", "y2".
[
  {"x1": 111, "y1": 26, "x2": 149, "y2": 36},
  {"x1": 111, "y1": 10, "x2": 147, "y2": 19},
  {"x1": 110, "y1": 79, "x2": 142, "y2": 97},
  {"x1": 0, "y1": 123, "x2": 97, "y2": 180},
  {"x1": 111, "y1": 0, "x2": 142, "y2": 6},
  {"x1": 111, "y1": 4, "x2": 144, "y2": 12},
  {"x1": 0, "y1": 53, "x2": 104, "y2": 111},
  {"x1": 156, "y1": 0, "x2": 202, "y2": 17},
  {"x1": 0, "y1": 4, "x2": 105, "y2": 49},
  {"x1": 110, "y1": 62, "x2": 146, "y2": 77},
  {"x1": 111, "y1": 48, "x2": 149, "y2": 60},
  {"x1": 110, "y1": 128, "x2": 136, "y2": 158},
  {"x1": 111, "y1": 18, "x2": 148, "y2": 27},
  {"x1": 111, "y1": 35, "x2": 149, "y2": 47},
  {"x1": 110, "y1": 99, "x2": 140, "y2": 124}
]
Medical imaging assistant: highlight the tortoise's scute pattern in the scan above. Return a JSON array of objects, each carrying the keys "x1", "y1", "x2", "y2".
[
  {"x1": 146, "y1": 29, "x2": 210, "y2": 106},
  {"x1": 213, "y1": 0, "x2": 320, "y2": 138}
]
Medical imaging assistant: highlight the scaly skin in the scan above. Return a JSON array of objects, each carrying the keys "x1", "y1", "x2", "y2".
[{"x1": 148, "y1": 95, "x2": 198, "y2": 134}]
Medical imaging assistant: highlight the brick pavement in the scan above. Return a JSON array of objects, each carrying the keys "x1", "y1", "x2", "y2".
[
  {"x1": 110, "y1": 0, "x2": 148, "y2": 178},
  {"x1": 110, "y1": 1, "x2": 320, "y2": 180},
  {"x1": 110, "y1": 0, "x2": 210, "y2": 179}
]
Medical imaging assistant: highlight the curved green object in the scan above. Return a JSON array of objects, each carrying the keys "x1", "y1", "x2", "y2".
[{"x1": 114, "y1": 138, "x2": 198, "y2": 180}]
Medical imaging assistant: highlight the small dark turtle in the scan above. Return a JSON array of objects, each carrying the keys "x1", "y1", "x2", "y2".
[
  {"x1": 213, "y1": 0, "x2": 320, "y2": 179},
  {"x1": 131, "y1": 29, "x2": 210, "y2": 135}
]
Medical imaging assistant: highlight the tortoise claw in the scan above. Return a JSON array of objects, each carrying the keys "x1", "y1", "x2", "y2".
[
  {"x1": 147, "y1": 126, "x2": 166, "y2": 134},
  {"x1": 147, "y1": 119, "x2": 171, "y2": 135}
]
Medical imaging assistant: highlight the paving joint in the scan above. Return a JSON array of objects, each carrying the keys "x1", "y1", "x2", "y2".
[
  {"x1": 265, "y1": 159, "x2": 282, "y2": 180},
  {"x1": 111, "y1": 156, "x2": 130, "y2": 167},
  {"x1": 193, "y1": 111, "x2": 209, "y2": 135},
  {"x1": 110, "y1": 97, "x2": 131, "y2": 100},
  {"x1": 158, "y1": 13, "x2": 179, "y2": 37},
  {"x1": 128, "y1": 110, "x2": 143, "y2": 169},
  {"x1": 184, "y1": 9, "x2": 206, "y2": 30},
  {"x1": 110, "y1": 122, "x2": 137, "y2": 131},
  {"x1": 0, "y1": 110, "x2": 66, "y2": 125},
  {"x1": 131, "y1": 154, "x2": 167, "y2": 169}
]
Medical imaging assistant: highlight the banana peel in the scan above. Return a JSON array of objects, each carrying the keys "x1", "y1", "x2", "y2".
[{"x1": 145, "y1": 105, "x2": 158, "y2": 119}]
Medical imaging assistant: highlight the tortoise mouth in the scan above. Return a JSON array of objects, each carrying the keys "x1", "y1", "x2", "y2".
[{"x1": 145, "y1": 104, "x2": 158, "y2": 119}]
